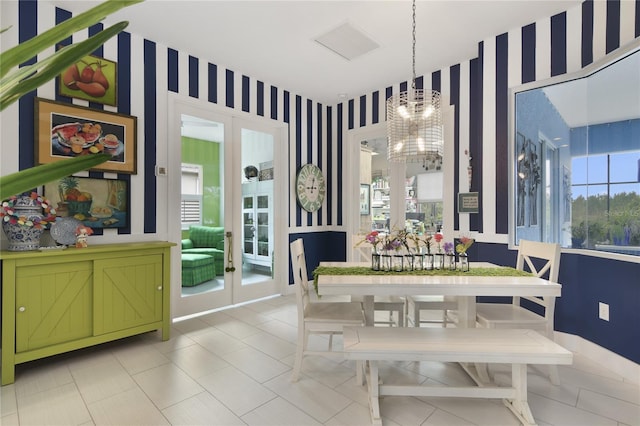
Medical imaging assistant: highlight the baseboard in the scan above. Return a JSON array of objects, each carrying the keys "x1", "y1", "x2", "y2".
[{"x1": 555, "y1": 331, "x2": 639, "y2": 385}]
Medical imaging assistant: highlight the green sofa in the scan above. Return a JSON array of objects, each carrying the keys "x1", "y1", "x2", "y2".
[{"x1": 182, "y1": 225, "x2": 225, "y2": 276}]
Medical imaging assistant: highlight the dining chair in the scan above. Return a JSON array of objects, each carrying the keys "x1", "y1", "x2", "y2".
[
  {"x1": 475, "y1": 239, "x2": 562, "y2": 385},
  {"x1": 353, "y1": 235, "x2": 406, "y2": 327},
  {"x1": 290, "y1": 238, "x2": 365, "y2": 383},
  {"x1": 406, "y1": 294, "x2": 458, "y2": 327}
]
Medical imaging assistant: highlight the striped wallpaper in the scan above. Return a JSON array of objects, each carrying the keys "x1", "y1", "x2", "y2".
[{"x1": 7, "y1": 0, "x2": 640, "y2": 244}]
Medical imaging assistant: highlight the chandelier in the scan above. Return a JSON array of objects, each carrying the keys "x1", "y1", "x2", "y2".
[{"x1": 387, "y1": 0, "x2": 443, "y2": 164}]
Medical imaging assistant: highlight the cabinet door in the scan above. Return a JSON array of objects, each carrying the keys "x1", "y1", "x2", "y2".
[
  {"x1": 93, "y1": 255, "x2": 163, "y2": 335},
  {"x1": 16, "y1": 262, "x2": 93, "y2": 352}
]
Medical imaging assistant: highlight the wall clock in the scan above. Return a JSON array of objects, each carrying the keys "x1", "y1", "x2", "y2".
[{"x1": 296, "y1": 163, "x2": 326, "y2": 212}]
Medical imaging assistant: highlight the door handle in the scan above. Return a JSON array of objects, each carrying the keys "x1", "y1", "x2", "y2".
[{"x1": 225, "y1": 231, "x2": 236, "y2": 272}]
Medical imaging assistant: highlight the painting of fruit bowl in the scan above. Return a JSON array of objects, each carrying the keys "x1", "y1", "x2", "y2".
[
  {"x1": 44, "y1": 176, "x2": 129, "y2": 230},
  {"x1": 36, "y1": 98, "x2": 137, "y2": 174}
]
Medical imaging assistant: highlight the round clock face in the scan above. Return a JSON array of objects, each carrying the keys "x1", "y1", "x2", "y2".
[{"x1": 296, "y1": 164, "x2": 326, "y2": 212}]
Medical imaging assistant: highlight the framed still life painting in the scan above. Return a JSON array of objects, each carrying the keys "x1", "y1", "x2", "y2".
[
  {"x1": 44, "y1": 176, "x2": 129, "y2": 230},
  {"x1": 35, "y1": 97, "x2": 137, "y2": 174},
  {"x1": 57, "y1": 54, "x2": 117, "y2": 106}
]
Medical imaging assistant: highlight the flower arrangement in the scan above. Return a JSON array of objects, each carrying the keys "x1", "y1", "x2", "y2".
[
  {"x1": 0, "y1": 192, "x2": 56, "y2": 229},
  {"x1": 456, "y1": 236, "x2": 474, "y2": 254}
]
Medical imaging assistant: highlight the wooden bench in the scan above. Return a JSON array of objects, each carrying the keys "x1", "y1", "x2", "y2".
[{"x1": 343, "y1": 326, "x2": 573, "y2": 426}]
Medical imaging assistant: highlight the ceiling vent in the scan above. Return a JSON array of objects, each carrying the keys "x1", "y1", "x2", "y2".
[{"x1": 315, "y1": 22, "x2": 379, "y2": 61}]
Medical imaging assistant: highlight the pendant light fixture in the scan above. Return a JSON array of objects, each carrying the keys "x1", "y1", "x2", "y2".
[{"x1": 387, "y1": 0, "x2": 443, "y2": 164}]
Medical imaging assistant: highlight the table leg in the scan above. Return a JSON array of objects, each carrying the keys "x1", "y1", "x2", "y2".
[
  {"x1": 367, "y1": 361, "x2": 382, "y2": 426},
  {"x1": 503, "y1": 363, "x2": 537, "y2": 425},
  {"x1": 457, "y1": 297, "x2": 491, "y2": 384},
  {"x1": 363, "y1": 295, "x2": 375, "y2": 326}
]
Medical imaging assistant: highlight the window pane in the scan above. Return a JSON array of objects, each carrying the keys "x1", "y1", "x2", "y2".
[
  {"x1": 572, "y1": 157, "x2": 587, "y2": 185},
  {"x1": 587, "y1": 155, "x2": 607, "y2": 184},
  {"x1": 610, "y1": 152, "x2": 640, "y2": 183}
]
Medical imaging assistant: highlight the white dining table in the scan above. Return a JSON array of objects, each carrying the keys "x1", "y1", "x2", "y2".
[{"x1": 317, "y1": 262, "x2": 562, "y2": 328}]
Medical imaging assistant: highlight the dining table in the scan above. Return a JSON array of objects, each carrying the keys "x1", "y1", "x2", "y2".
[{"x1": 316, "y1": 261, "x2": 562, "y2": 328}]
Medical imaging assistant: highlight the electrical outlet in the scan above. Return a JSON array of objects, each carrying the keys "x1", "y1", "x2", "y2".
[{"x1": 598, "y1": 302, "x2": 609, "y2": 321}]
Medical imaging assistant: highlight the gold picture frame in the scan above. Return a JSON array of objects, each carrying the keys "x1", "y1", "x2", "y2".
[
  {"x1": 35, "y1": 97, "x2": 137, "y2": 174},
  {"x1": 57, "y1": 55, "x2": 117, "y2": 106}
]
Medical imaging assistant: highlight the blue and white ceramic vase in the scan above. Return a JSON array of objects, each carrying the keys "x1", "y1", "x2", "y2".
[{"x1": 2, "y1": 195, "x2": 44, "y2": 251}]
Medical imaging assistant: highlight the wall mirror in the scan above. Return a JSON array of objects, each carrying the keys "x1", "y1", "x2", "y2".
[{"x1": 511, "y1": 40, "x2": 640, "y2": 256}]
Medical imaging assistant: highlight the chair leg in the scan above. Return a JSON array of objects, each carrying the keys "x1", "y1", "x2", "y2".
[
  {"x1": 548, "y1": 365, "x2": 561, "y2": 385},
  {"x1": 397, "y1": 306, "x2": 405, "y2": 327},
  {"x1": 291, "y1": 328, "x2": 307, "y2": 382},
  {"x1": 328, "y1": 332, "x2": 334, "y2": 350},
  {"x1": 355, "y1": 360, "x2": 364, "y2": 385}
]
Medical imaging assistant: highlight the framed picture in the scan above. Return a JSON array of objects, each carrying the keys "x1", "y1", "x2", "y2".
[
  {"x1": 360, "y1": 184, "x2": 370, "y2": 215},
  {"x1": 35, "y1": 97, "x2": 137, "y2": 174},
  {"x1": 43, "y1": 176, "x2": 128, "y2": 229},
  {"x1": 58, "y1": 55, "x2": 117, "y2": 106}
]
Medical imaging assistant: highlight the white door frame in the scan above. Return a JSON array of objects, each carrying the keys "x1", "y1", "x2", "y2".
[{"x1": 167, "y1": 93, "x2": 287, "y2": 319}]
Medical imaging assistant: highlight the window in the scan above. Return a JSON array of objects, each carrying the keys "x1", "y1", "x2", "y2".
[
  {"x1": 181, "y1": 164, "x2": 203, "y2": 228},
  {"x1": 513, "y1": 44, "x2": 640, "y2": 255}
]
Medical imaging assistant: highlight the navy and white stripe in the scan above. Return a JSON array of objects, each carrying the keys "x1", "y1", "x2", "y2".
[{"x1": 12, "y1": 0, "x2": 640, "y2": 240}]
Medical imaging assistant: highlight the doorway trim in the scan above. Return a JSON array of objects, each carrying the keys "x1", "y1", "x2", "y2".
[{"x1": 167, "y1": 93, "x2": 287, "y2": 319}]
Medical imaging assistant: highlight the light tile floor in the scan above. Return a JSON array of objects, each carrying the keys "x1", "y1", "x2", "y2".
[{"x1": 2, "y1": 294, "x2": 638, "y2": 426}]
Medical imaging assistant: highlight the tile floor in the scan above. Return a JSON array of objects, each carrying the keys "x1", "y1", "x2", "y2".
[{"x1": 1, "y1": 294, "x2": 638, "y2": 426}]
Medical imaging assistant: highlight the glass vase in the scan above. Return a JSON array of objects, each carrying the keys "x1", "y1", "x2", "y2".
[
  {"x1": 404, "y1": 254, "x2": 414, "y2": 271},
  {"x1": 371, "y1": 253, "x2": 381, "y2": 271},
  {"x1": 446, "y1": 253, "x2": 457, "y2": 270},
  {"x1": 381, "y1": 254, "x2": 392, "y2": 272},
  {"x1": 459, "y1": 252, "x2": 470, "y2": 272},
  {"x1": 393, "y1": 254, "x2": 404, "y2": 272},
  {"x1": 434, "y1": 253, "x2": 445, "y2": 270},
  {"x1": 424, "y1": 253, "x2": 434, "y2": 270},
  {"x1": 413, "y1": 254, "x2": 424, "y2": 270}
]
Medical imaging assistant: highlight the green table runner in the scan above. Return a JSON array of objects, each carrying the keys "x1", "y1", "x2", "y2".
[{"x1": 312, "y1": 266, "x2": 532, "y2": 294}]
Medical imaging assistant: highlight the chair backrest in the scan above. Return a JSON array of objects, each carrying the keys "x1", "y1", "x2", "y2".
[
  {"x1": 515, "y1": 239, "x2": 561, "y2": 321},
  {"x1": 516, "y1": 239, "x2": 560, "y2": 281},
  {"x1": 290, "y1": 238, "x2": 311, "y2": 321},
  {"x1": 352, "y1": 234, "x2": 373, "y2": 262}
]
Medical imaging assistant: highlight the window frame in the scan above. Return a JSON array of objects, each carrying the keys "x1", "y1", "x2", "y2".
[{"x1": 508, "y1": 38, "x2": 640, "y2": 261}]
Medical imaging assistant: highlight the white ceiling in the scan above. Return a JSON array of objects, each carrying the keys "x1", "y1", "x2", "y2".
[{"x1": 48, "y1": 0, "x2": 582, "y2": 105}]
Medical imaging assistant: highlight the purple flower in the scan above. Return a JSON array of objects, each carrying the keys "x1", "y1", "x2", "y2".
[{"x1": 443, "y1": 242, "x2": 454, "y2": 254}]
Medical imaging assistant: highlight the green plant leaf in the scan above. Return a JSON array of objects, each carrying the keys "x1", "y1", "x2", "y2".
[
  {"x1": 0, "y1": 153, "x2": 112, "y2": 201},
  {"x1": 0, "y1": 22, "x2": 127, "y2": 111},
  {"x1": 0, "y1": 0, "x2": 143, "y2": 77}
]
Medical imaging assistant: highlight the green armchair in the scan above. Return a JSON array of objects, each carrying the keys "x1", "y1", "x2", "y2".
[{"x1": 181, "y1": 225, "x2": 225, "y2": 276}]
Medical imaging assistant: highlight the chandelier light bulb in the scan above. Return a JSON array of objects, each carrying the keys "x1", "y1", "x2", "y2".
[
  {"x1": 394, "y1": 141, "x2": 404, "y2": 152},
  {"x1": 423, "y1": 105, "x2": 434, "y2": 118},
  {"x1": 397, "y1": 105, "x2": 411, "y2": 119}
]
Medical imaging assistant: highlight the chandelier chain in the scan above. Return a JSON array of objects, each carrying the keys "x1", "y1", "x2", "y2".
[{"x1": 411, "y1": 0, "x2": 416, "y2": 90}]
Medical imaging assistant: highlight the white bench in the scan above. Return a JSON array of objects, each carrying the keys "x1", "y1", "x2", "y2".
[{"x1": 343, "y1": 326, "x2": 573, "y2": 426}]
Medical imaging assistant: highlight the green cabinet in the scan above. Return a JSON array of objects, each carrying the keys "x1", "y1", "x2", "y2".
[{"x1": 2, "y1": 242, "x2": 174, "y2": 385}]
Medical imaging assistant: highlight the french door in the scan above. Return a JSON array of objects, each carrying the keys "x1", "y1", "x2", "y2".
[{"x1": 168, "y1": 95, "x2": 284, "y2": 319}]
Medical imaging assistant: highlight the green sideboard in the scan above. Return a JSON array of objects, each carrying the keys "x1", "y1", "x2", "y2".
[{"x1": 1, "y1": 241, "x2": 175, "y2": 385}]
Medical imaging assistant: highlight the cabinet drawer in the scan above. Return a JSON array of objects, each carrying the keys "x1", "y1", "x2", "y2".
[{"x1": 16, "y1": 262, "x2": 93, "y2": 352}]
